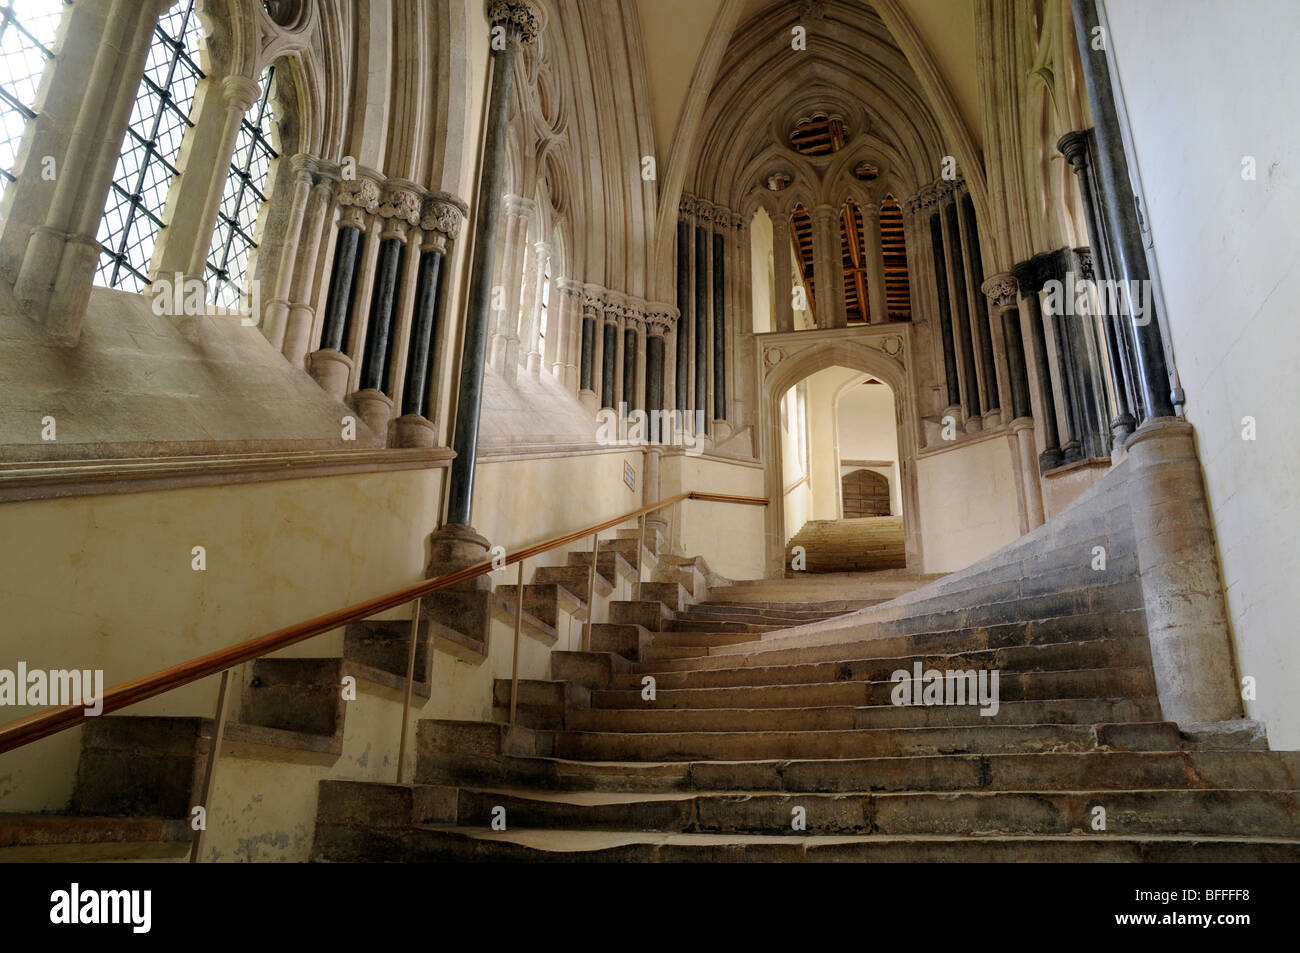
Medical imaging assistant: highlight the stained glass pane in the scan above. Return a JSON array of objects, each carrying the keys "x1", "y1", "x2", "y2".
[
  {"x1": 95, "y1": 0, "x2": 203, "y2": 291},
  {"x1": 0, "y1": 0, "x2": 66, "y2": 191}
]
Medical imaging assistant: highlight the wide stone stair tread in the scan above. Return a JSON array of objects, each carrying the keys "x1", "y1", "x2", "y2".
[
  {"x1": 551, "y1": 721, "x2": 1183, "y2": 761},
  {"x1": 0, "y1": 814, "x2": 192, "y2": 861},
  {"x1": 592, "y1": 665, "x2": 1155, "y2": 710},
  {"x1": 432, "y1": 784, "x2": 1300, "y2": 839}
]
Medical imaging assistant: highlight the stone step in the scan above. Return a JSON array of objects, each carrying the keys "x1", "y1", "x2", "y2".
[
  {"x1": 532, "y1": 564, "x2": 613, "y2": 600},
  {"x1": 646, "y1": 630, "x2": 763, "y2": 647},
  {"x1": 564, "y1": 697, "x2": 1159, "y2": 733},
  {"x1": 599, "y1": 537, "x2": 656, "y2": 573},
  {"x1": 0, "y1": 814, "x2": 192, "y2": 862},
  {"x1": 491, "y1": 679, "x2": 590, "y2": 730},
  {"x1": 640, "y1": 644, "x2": 712, "y2": 661},
  {"x1": 619, "y1": 637, "x2": 1151, "y2": 690},
  {"x1": 417, "y1": 747, "x2": 1300, "y2": 797},
  {"x1": 496, "y1": 583, "x2": 587, "y2": 627},
  {"x1": 642, "y1": 610, "x2": 1148, "y2": 673},
  {"x1": 608, "y1": 598, "x2": 674, "y2": 631},
  {"x1": 315, "y1": 824, "x2": 1300, "y2": 863},
  {"x1": 662, "y1": 618, "x2": 783, "y2": 633},
  {"x1": 443, "y1": 785, "x2": 1300, "y2": 839},
  {"x1": 595, "y1": 665, "x2": 1155, "y2": 710},
  {"x1": 640, "y1": 581, "x2": 690, "y2": 612},
  {"x1": 552, "y1": 721, "x2": 1180, "y2": 762},
  {"x1": 588, "y1": 623, "x2": 652, "y2": 660},
  {"x1": 566, "y1": 549, "x2": 635, "y2": 583}
]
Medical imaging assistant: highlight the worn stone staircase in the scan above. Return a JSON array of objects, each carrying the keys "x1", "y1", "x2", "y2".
[
  {"x1": 786, "y1": 516, "x2": 907, "y2": 572},
  {"x1": 311, "y1": 513, "x2": 1300, "y2": 862}
]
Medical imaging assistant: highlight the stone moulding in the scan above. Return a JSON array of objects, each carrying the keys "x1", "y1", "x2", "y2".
[{"x1": 0, "y1": 447, "x2": 455, "y2": 504}]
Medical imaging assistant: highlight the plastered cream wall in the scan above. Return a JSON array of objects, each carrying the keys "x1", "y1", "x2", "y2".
[
  {"x1": 663, "y1": 453, "x2": 767, "y2": 581},
  {"x1": 805, "y1": 366, "x2": 861, "y2": 520},
  {"x1": 916, "y1": 434, "x2": 1021, "y2": 572},
  {"x1": 1105, "y1": 0, "x2": 1300, "y2": 747},
  {"x1": 0, "y1": 467, "x2": 451, "y2": 813},
  {"x1": 779, "y1": 386, "x2": 811, "y2": 541},
  {"x1": 835, "y1": 377, "x2": 901, "y2": 515}
]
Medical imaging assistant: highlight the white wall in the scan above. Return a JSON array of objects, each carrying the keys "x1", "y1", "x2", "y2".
[
  {"x1": 836, "y1": 378, "x2": 901, "y2": 515},
  {"x1": 916, "y1": 434, "x2": 1022, "y2": 572},
  {"x1": 1105, "y1": 0, "x2": 1300, "y2": 747}
]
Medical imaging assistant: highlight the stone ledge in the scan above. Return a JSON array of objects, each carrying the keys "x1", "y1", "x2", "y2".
[{"x1": 0, "y1": 446, "x2": 455, "y2": 503}]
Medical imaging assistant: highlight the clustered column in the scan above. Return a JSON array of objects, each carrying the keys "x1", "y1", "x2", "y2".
[
  {"x1": 675, "y1": 193, "x2": 745, "y2": 436},
  {"x1": 984, "y1": 273, "x2": 1045, "y2": 529}
]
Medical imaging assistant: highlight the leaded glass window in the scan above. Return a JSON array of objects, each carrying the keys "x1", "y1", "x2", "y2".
[
  {"x1": 206, "y1": 64, "x2": 277, "y2": 309},
  {"x1": 0, "y1": 0, "x2": 67, "y2": 191},
  {"x1": 95, "y1": 0, "x2": 203, "y2": 292}
]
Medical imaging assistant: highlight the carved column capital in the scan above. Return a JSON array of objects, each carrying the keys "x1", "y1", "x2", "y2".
[
  {"x1": 420, "y1": 192, "x2": 468, "y2": 252},
  {"x1": 487, "y1": 0, "x2": 542, "y2": 45},
  {"x1": 337, "y1": 177, "x2": 381, "y2": 229},
  {"x1": 220, "y1": 74, "x2": 262, "y2": 112},
  {"x1": 981, "y1": 272, "x2": 1020, "y2": 310}
]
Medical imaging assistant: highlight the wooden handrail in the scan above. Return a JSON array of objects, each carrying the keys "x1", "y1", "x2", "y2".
[{"x1": 0, "y1": 490, "x2": 767, "y2": 754}]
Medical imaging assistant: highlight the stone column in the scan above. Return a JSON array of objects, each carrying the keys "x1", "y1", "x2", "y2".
[
  {"x1": 394, "y1": 192, "x2": 465, "y2": 448},
  {"x1": 1041, "y1": 251, "x2": 1085, "y2": 463},
  {"x1": 521, "y1": 240, "x2": 551, "y2": 377},
  {"x1": 622, "y1": 302, "x2": 642, "y2": 412},
  {"x1": 675, "y1": 211, "x2": 692, "y2": 413},
  {"x1": 283, "y1": 170, "x2": 337, "y2": 368},
  {"x1": 552, "y1": 277, "x2": 580, "y2": 388},
  {"x1": 489, "y1": 193, "x2": 533, "y2": 377},
  {"x1": 1058, "y1": 130, "x2": 1137, "y2": 450},
  {"x1": 311, "y1": 177, "x2": 379, "y2": 399},
  {"x1": 1126, "y1": 419, "x2": 1244, "y2": 725},
  {"x1": 349, "y1": 182, "x2": 420, "y2": 437},
  {"x1": 811, "y1": 203, "x2": 842, "y2": 329},
  {"x1": 183, "y1": 76, "x2": 263, "y2": 288},
  {"x1": 939, "y1": 189, "x2": 981, "y2": 429},
  {"x1": 711, "y1": 227, "x2": 727, "y2": 425},
  {"x1": 959, "y1": 192, "x2": 1000, "y2": 426},
  {"x1": 578, "y1": 287, "x2": 600, "y2": 410},
  {"x1": 984, "y1": 273, "x2": 1044, "y2": 529},
  {"x1": 3, "y1": 0, "x2": 173, "y2": 343},
  {"x1": 928, "y1": 211, "x2": 962, "y2": 422},
  {"x1": 442, "y1": 0, "x2": 539, "y2": 537},
  {"x1": 1070, "y1": 0, "x2": 1174, "y2": 420},
  {"x1": 862, "y1": 201, "x2": 888, "y2": 325},
  {"x1": 262, "y1": 156, "x2": 316, "y2": 350},
  {"x1": 601, "y1": 294, "x2": 621, "y2": 410},
  {"x1": 1012, "y1": 258, "x2": 1063, "y2": 471},
  {"x1": 693, "y1": 220, "x2": 709, "y2": 426},
  {"x1": 771, "y1": 209, "x2": 795, "y2": 332}
]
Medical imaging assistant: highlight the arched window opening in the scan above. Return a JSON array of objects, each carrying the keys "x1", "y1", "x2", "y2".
[
  {"x1": 840, "y1": 198, "x2": 868, "y2": 323},
  {"x1": 95, "y1": 0, "x2": 203, "y2": 292},
  {"x1": 0, "y1": 0, "x2": 68, "y2": 193},
  {"x1": 206, "y1": 64, "x2": 278, "y2": 308},
  {"x1": 881, "y1": 195, "x2": 911, "y2": 320}
]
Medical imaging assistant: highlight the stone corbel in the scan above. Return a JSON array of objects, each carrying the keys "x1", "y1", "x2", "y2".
[{"x1": 377, "y1": 181, "x2": 422, "y2": 243}]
